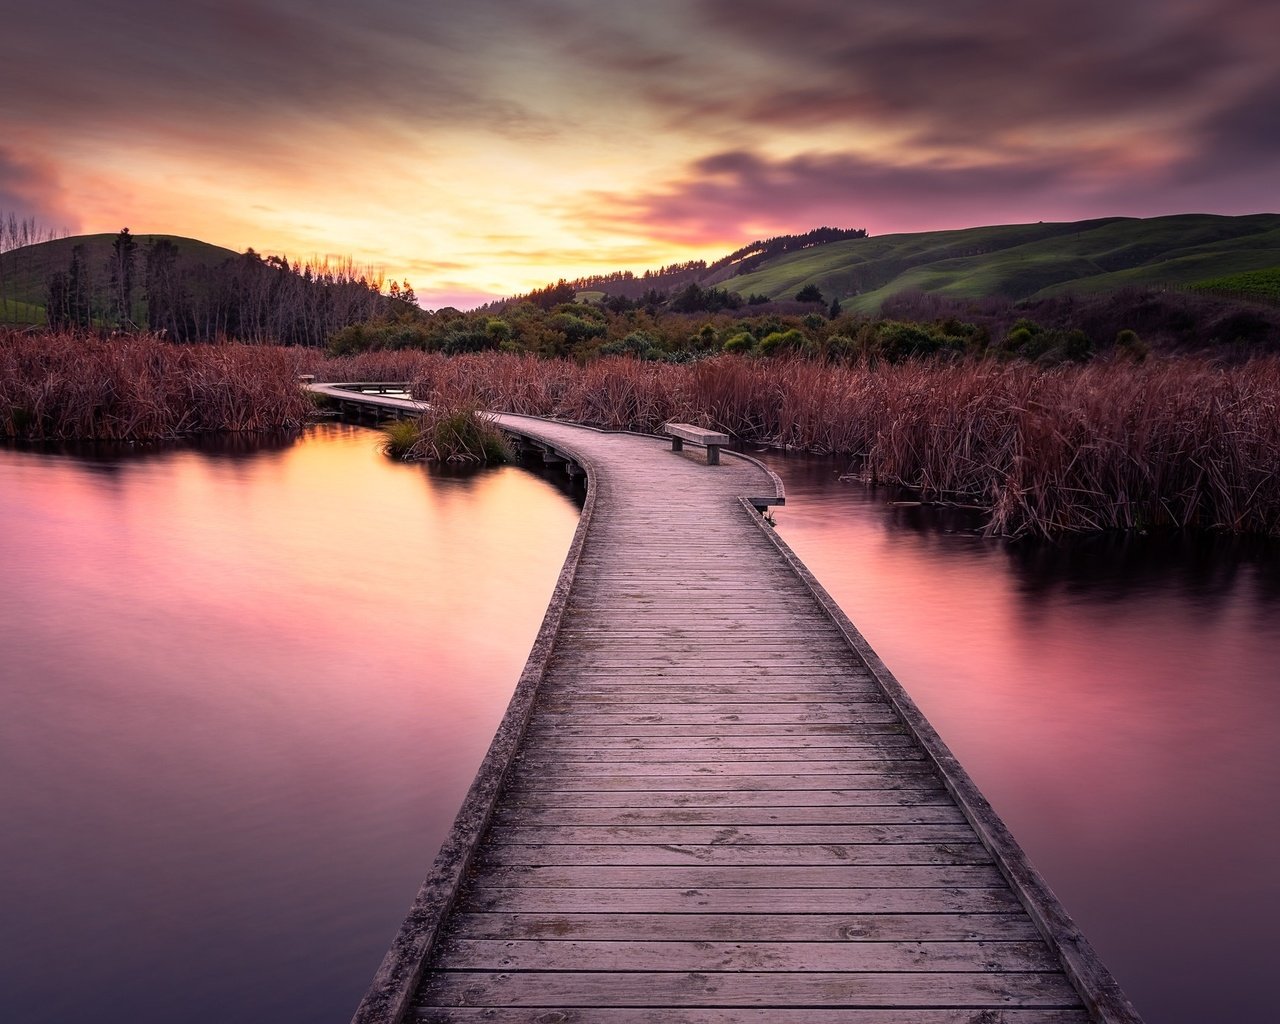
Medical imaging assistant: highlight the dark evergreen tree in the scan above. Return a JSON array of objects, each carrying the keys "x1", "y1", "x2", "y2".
[
  {"x1": 109, "y1": 227, "x2": 138, "y2": 327},
  {"x1": 145, "y1": 238, "x2": 182, "y2": 337},
  {"x1": 67, "y1": 245, "x2": 92, "y2": 328},
  {"x1": 45, "y1": 270, "x2": 69, "y2": 329}
]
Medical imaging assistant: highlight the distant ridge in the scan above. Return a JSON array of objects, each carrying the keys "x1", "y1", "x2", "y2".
[{"x1": 508, "y1": 214, "x2": 1280, "y2": 313}]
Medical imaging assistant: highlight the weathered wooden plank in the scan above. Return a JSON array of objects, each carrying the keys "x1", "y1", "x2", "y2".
[
  {"x1": 554, "y1": 657, "x2": 865, "y2": 666},
  {"x1": 443, "y1": 911, "x2": 1040, "y2": 943},
  {"x1": 434, "y1": 937, "x2": 1061, "y2": 973},
  {"x1": 480, "y1": 842, "x2": 994, "y2": 867},
  {"x1": 469, "y1": 863, "x2": 1004, "y2": 889},
  {"x1": 417, "y1": 969, "x2": 1081, "y2": 1008},
  {"x1": 542, "y1": 670, "x2": 883, "y2": 680},
  {"x1": 495, "y1": 772, "x2": 941, "y2": 793},
  {"x1": 488, "y1": 823, "x2": 980, "y2": 846},
  {"x1": 415, "y1": 1009, "x2": 1091, "y2": 1024},
  {"x1": 537, "y1": 692, "x2": 886, "y2": 704},
  {"x1": 516, "y1": 752, "x2": 927, "y2": 768},
  {"x1": 536, "y1": 702, "x2": 887, "y2": 716},
  {"x1": 519, "y1": 725, "x2": 916, "y2": 738},
  {"x1": 531, "y1": 717, "x2": 910, "y2": 730},
  {"x1": 492, "y1": 805, "x2": 964, "y2": 827},
  {"x1": 500, "y1": 788, "x2": 949, "y2": 809},
  {"x1": 460, "y1": 887, "x2": 1021, "y2": 915},
  {"x1": 516, "y1": 761, "x2": 929, "y2": 780},
  {"x1": 523, "y1": 735, "x2": 919, "y2": 751}
]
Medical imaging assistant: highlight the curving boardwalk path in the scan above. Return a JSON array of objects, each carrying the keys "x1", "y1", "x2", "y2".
[{"x1": 313, "y1": 385, "x2": 1141, "y2": 1024}]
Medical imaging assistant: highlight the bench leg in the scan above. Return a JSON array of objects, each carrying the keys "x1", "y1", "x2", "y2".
[
  {"x1": 671, "y1": 437, "x2": 683, "y2": 452},
  {"x1": 707, "y1": 444, "x2": 720, "y2": 466}
]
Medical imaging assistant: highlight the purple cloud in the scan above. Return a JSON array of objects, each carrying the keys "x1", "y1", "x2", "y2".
[
  {"x1": 581, "y1": 146, "x2": 1272, "y2": 247},
  {"x1": 0, "y1": 149, "x2": 78, "y2": 233}
]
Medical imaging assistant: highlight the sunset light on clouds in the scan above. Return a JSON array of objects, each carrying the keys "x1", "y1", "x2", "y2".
[{"x1": 4, "y1": 0, "x2": 1277, "y2": 307}]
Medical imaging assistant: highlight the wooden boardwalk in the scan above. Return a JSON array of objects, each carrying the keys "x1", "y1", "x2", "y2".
[{"x1": 314, "y1": 386, "x2": 1141, "y2": 1024}]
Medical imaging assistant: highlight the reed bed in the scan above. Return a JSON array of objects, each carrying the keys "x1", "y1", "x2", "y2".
[
  {"x1": 371, "y1": 351, "x2": 1280, "y2": 538},
  {"x1": 8, "y1": 332, "x2": 1274, "y2": 537},
  {"x1": 1, "y1": 330, "x2": 312, "y2": 440}
]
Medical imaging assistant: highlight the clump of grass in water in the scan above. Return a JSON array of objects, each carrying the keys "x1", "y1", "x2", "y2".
[
  {"x1": 381, "y1": 403, "x2": 512, "y2": 464},
  {"x1": 380, "y1": 417, "x2": 421, "y2": 459}
]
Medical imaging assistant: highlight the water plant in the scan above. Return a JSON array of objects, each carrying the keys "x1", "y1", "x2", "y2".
[
  {"x1": 382, "y1": 387, "x2": 512, "y2": 465},
  {"x1": 379, "y1": 417, "x2": 421, "y2": 459}
]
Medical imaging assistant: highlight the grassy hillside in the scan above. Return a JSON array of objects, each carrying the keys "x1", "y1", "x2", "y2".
[
  {"x1": 0, "y1": 234, "x2": 239, "y2": 324},
  {"x1": 1187, "y1": 267, "x2": 1280, "y2": 303},
  {"x1": 722, "y1": 214, "x2": 1280, "y2": 312}
]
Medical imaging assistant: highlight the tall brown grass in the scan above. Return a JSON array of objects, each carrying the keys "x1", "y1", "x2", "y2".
[
  {"x1": 8, "y1": 332, "x2": 1275, "y2": 537},
  {"x1": 364, "y1": 351, "x2": 1280, "y2": 538},
  {"x1": 1, "y1": 330, "x2": 312, "y2": 440}
]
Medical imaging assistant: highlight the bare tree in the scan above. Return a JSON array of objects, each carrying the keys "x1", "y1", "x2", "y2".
[{"x1": 0, "y1": 211, "x2": 65, "y2": 324}]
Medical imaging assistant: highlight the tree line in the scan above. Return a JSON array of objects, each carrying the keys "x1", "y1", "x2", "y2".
[{"x1": 40, "y1": 228, "x2": 415, "y2": 345}]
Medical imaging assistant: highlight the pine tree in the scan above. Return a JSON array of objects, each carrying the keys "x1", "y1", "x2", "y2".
[
  {"x1": 109, "y1": 227, "x2": 138, "y2": 327},
  {"x1": 67, "y1": 245, "x2": 92, "y2": 328}
]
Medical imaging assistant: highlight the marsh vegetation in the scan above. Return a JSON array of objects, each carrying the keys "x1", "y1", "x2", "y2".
[{"x1": 6, "y1": 324, "x2": 1279, "y2": 537}]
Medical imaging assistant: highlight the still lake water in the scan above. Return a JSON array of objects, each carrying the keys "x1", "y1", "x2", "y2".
[{"x1": 2, "y1": 423, "x2": 1277, "y2": 1023}]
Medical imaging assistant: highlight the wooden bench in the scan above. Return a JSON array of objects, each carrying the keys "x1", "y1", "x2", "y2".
[{"x1": 664, "y1": 422, "x2": 730, "y2": 465}]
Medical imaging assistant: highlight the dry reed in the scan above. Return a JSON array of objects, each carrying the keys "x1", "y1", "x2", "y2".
[
  {"x1": 369, "y1": 351, "x2": 1280, "y2": 538},
  {"x1": 1, "y1": 330, "x2": 312, "y2": 440},
  {"x1": 9, "y1": 332, "x2": 1274, "y2": 537}
]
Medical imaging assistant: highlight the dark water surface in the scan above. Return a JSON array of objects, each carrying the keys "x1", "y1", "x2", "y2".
[
  {"x1": 3, "y1": 428, "x2": 1277, "y2": 1024},
  {"x1": 0, "y1": 425, "x2": 580, "y2": 1024},
  {"x1": 757, "y1": 451, "x2": 1280, "y2": 1024}
]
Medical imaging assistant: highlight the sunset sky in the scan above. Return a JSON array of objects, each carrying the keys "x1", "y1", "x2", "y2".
[{"x1": 4, "y1": 0, "x2": 1277, "y2": 307}]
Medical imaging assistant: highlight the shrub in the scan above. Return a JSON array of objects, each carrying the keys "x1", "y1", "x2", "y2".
[
  {"x1": 550, "y1": 312, "x2": 606, "y2": 345},
  {"x1": 441, "y1": 327, "x2": 496, "y2": 355},
  {"x1": 1115, "y1": 329, "x2": 1149, "y2": 363},
  {"x1": 600, "y1": 331, "x2": 659, "y2": 358},
  {"x1": 759, "y1": 329, "x2": 809, "y2": 357},
  {"x1": 871, "y1": 321, "x2": 958, "y2": 362},
  {"x1": 824, "y1": 334, "x2": 858, "y2": 362}
]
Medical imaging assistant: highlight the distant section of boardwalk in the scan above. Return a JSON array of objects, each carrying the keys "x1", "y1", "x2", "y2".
[{"x1": 312, "y1": 385, "x2": 1142, "y2": 1024}]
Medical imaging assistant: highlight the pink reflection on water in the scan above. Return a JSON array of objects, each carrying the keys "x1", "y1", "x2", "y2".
[
  {"x1": 0, "y1": 425, "x2": 579, "y2": 1024},
  {"x1": 764, "y1": 453, "x2": 1280, "y2": 1024}
]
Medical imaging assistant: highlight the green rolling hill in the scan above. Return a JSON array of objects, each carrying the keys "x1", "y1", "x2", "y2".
[
  {"x1": 717, "y1": 214, "x2": 1280, "y2": 312},
  {"x1": 0, "y1": 234, "x2": 239, "y2": 324}
]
